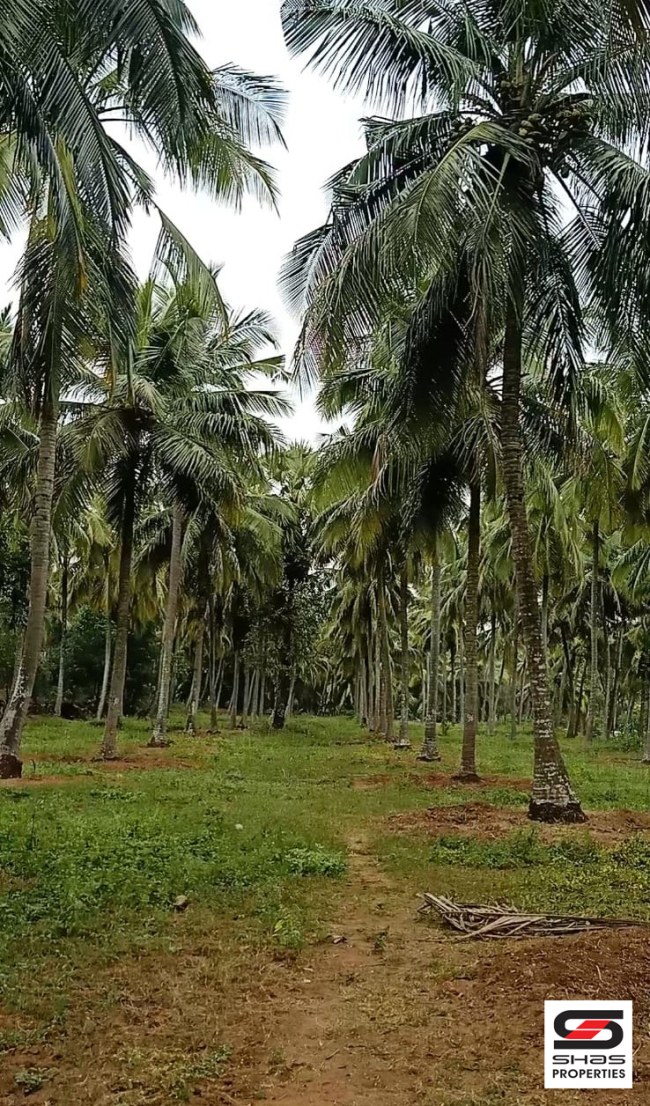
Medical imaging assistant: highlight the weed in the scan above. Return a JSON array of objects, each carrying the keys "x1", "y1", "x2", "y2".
[
  {"x1": 284, "y1": 845, "x2": 347, "y2": 877},
  {"x1": 14, "y1": 1067, "x2": 55, "y2": 1094}
]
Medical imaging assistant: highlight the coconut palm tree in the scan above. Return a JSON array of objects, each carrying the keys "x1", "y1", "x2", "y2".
[
  {"x1": 280, "y1": 0, "x2": 650, "y2": 820},
  {"x1": 71, "y1": 278, "x2": 287, "y2": 759}
]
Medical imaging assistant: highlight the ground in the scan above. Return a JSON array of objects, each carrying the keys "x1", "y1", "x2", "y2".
[{"x1": 1, "y1": 714, "x2": 650, "y2": 1105}]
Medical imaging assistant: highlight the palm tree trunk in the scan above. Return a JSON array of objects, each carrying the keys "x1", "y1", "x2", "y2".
[
  {"x1": 541, "y1": 572, "x2": 550, "y2": 659},
  {"x1": 286, "y1": 674, "x2": 296, "y2": 719},
  {"x1": 397, "y1": 562, "x2": 411, "y2": 747},
  {"x1": 609, "y1": 620, "x2": 624, "y2": 735},
  {"x1": 229, "y1": 652, "x2": 240, "y2": 729},
  {"x1": 585, "y1": 520, "x2": 600, "y2": 742},
  {"x1": 54, "y1": 555, "x2": 69, "y2": 717},
  {"x1": 377, "y1": 567, "x2": 394, "y2": 741},
  {"x1": 422, "y1": 557, "x2": 442, "y2": 756},
  {"x1": 150, "y1": 503, "x2": 184, "y2": 746},
  {"x1": 450, "y1": 637, "x2": 457, "y2": 724},
  {"x1": 456, "y1": 480, "x2": 481, "y2": 781},
  {"x1": 186, "y1": 622, "x2": 205, "y2": 735},
  {"x1": 360, "y1": 658, "x2": 368, "y2": 726},
  {"x1": 603, "y1": 607, "x2": 612, "y2": 739},
  {"x1": 0, "y1": 399, "x2": 58, "y2": 778},
  {"x1": 510, "y1": 592, "x2": 519, "y2": 739},
  {"x1": 502, "y1": 300, "x2": 584, "y2": 821},
  {"x1": 241, "y1": 666, "x2": 251, "y2": 726},
  {"x1": 102, "y1": 483, "x2": 135, "y2": 760},
  {"x1": 441, "y1": 649, "x2": 448, "y2": 733},
  {"x1": 210, "y1": 658, "x2": 224, "y2": 730},
  {"x1": 375, "y1": 586, "x2": 386, "y2": 736},
  {"x1": 488, "y1": 596, "x2": 497, "y2": 736},
  {"x1": 458, "y1": 608, "x2": 465, "y2": 733},
  {"x1": 97, "y1": 565, "x2": 112, "y2": 721},
  {"x1": 259, "y1": 671, "x2": 266, "y2": 718}
]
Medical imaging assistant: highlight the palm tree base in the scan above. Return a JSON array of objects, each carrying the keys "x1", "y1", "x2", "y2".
[
  {"x1": 417, "y1": 752, "x2": 441, "y2": 762},
  {"x1": 392, "y1": 739, "x2": 411, "y2": 750},
  {"x1": 147, "y1": 738, "x2": 172, "y2": 748},
  {"x1": 528, "y1": 799, "x2": 587, "y2": 823},
  {"x1": 0, "y1": 752, "x2": 22, "y2": 779},
  {"x1": 452, "y1": 771, "x2": 481, "y2": 783}
]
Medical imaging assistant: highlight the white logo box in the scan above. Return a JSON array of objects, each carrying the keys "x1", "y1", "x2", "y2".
[{"x1": 544, "y1": 1000, "x2": 633, "y2": 1089}]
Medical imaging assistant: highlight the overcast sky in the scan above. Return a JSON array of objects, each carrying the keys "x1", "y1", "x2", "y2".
[{"x1": 131, "y1": 0, "x2": 368, "y2": 441}]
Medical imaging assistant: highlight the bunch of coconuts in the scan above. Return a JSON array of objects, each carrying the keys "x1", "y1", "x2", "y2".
[
  {"x1": 515, "y1": 101, "x2": 593, "y2": 151},
  {"x1": 449, "y1": 115, "x2": 477, "y2": 138}
]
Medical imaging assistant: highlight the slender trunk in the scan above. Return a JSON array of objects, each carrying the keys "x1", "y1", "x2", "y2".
[
  {"x1": 519, "y1": 661, "x2": 527, "y2": 724},
  {"x1": 541, "y1": 572, "x2": 550, "y2": 660},
  {"x1": 248, "y1": 668, "x2": 259, "y2": 718},
  {"x1": 458, "y1": 609, "x2": 465, "y2": 734},
  {"x1": 585, "y1": 520, "x2": 600, "y2": 742},
  {"x1": 150, "y1": 503, "x2": 184, "y2": 746},
  {"x1": 241, "y1": 666, "x2": 251, "y2": 726},
  {"x1": 603, "y1": 607, "x2": 612, "y2": 739},
  {"x1": 211, "y1": 658, "x2": 223, "y2": 731},
  {"x1": 0, "y1": 399, "x2": 58, "y2": 777},
  {"x1": 259, "y1": 672, "x2": 266, "y2": 718},
  {"x1": 441, "y1": 649, "x2": 448, "y2": 734},
  {"x1": 450, "y1": 639, "x2": 457, "y2": 725},
  {"x1": 366, "y1": 641, "x2": 374, "y2": 729},
  {"x1": 271, "y1": 663, "x2": 291, "y2": 729},
  {"x1": 510, "y1": 592, "x2": 519, "y2": 739},
  {"x1": 360, "y1": 658, "x2": 368, "y2": 727},
  {"x1": 97, "y1": 569, "x2": 112, "y2": 722},
  {"x1": 502, "y1": 298, "x2": 583, "y2": 821},
  {"x1": 102, "y1": 484, "x2": 135, "y2": 760},
  {"x1": 54, "y1": 555, "x2": 69, "y2": 717},
  {"x1": 576, "y1": 656, "x2": 588, "y2": 735},
  {"x1": 560, "y1": 626, "x2": 576, "y2": 739},
  {"x1": 397, "y1": 563, "x2": 411, "y2": 746},
  {"x1": 377, "y1": 567, "x2": 394, "y2": 741},
  {"x1": 488, "y1": 597, "x2": 497, "y2": 736},
  {"x1": 228, "y1": 652, "x2": 240, "y2": 730},
  {"x1": 609, "y1": 621, "x2": 624, "y2": 735},
  {"x1": 186, "y1": 621, "x2": 205, "y2": 735},
  {"x1": 457, "y1": 481, "x2": 481, "y2": 780},
  {"x1": 286, "y1": 674, "x2": 296, "y2": 719},
  {"x1": 375, "y1": 616, "x2": 385, "y2": 735}
]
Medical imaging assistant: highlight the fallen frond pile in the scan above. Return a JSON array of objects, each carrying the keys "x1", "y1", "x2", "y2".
[{"x1": 420, "y1": 894, "x2": 650, "y2": 940}]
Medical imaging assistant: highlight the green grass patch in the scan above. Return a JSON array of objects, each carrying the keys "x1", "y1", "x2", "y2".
[{"x1": 1, "y1": 711, "x2": 650, "y2": 1019}]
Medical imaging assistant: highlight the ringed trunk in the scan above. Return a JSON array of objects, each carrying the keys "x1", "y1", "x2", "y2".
[
  {"x1": 102, "y1": 483, "x2": 135, "y2": 760},
  {"x1": 397, "y1": 562, "x2": 411, "y2": 747},
  {"x1": 150, "y1": 502, "x2": 184, "y2": 746},
  {"x1": 420, "y1": 556, "x2": 442, "y2": 760},
  {"x1": 456, "y1": 480, "x2": 481, "y2": 781},
  {"x1": 585, "y1": 520, "x2": 601, "y2": 742},
  {"x1": 502, "y1": 297, "x2": 584, "y2": 822},
  {"x1": 54, "y1": 555, "x2": 69, "y2": 718},
  {"x1": 186, "y1": 620, "x2": 205, "y2": 735},
  {"x1": 96, "y1": 565, "x2": 112, "y2": 721}
]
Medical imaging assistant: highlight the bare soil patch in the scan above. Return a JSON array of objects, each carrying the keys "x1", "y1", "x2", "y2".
[
  {"x1": 388, "y1": 800, "x2": 650, "y2": 844},
  {"x1": 0, "y1": 774, "x2": 78, "y2": 789},
  {"x1": 1, "y1": 830, "x2": 649, "y2": 1106},
  {"x1": 417, "y1": 770, "x2": 532, "y2": 791},
  {"x1": 30, "y1": 751, "x2": 199, "y2": 771}
]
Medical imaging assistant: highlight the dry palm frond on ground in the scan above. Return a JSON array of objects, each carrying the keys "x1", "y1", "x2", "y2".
[{"x1": 420, "y1": 894, "x2": 650, "y2": 940}]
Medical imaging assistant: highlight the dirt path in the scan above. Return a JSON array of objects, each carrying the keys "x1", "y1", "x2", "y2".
[{"x1": 2, "y1": 832, "x2": 650, "y2": 1105}]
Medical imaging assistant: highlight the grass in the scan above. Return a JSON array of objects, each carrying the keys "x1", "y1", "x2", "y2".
[{"x1": 2, "y1": 711, "x2": 650, "y2": 1026}]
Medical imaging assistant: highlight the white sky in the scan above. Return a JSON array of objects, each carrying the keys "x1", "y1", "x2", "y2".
[
  {"x1": 0, "y1": 0, "x2": 367, "y2": 440},
  {"x1": 127, "y1": 0, "x2": 368, "y2": 441}
]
